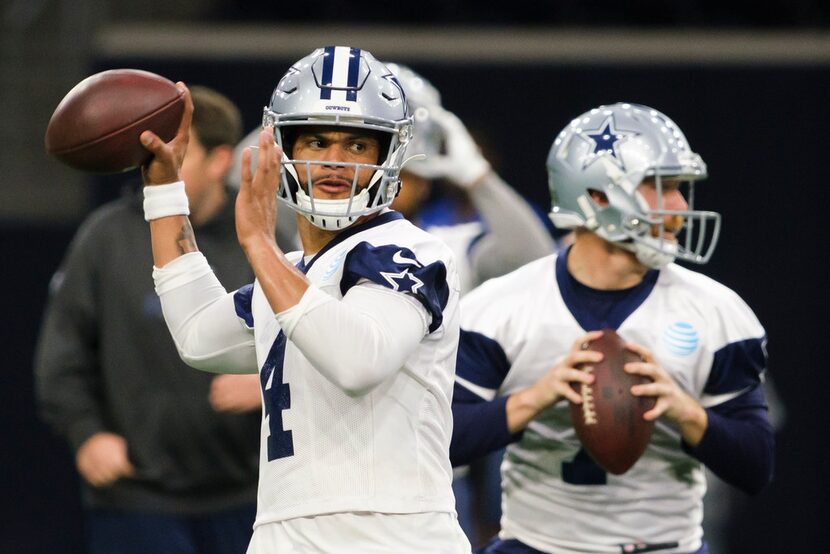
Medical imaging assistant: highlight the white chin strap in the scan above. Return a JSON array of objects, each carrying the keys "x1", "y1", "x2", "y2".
[
  {"x1": 295, "y1": 187, "x2": 373, "y2": 230},
  {"x1": 619, "y1": 237, "x2": 677, "y2": 269}
]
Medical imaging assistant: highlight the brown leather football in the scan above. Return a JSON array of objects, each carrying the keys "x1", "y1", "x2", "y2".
[
  {"x1": 570, "y1": 329, "x2": 656, "y2": 475},
  {"x1": 45, "y1": 69, "x2": 184, "y2": 173}
]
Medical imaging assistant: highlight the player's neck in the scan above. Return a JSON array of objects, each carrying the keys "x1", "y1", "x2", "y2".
[{"x1": 567, "y1": 232, "x2": 649, "y2": 290}]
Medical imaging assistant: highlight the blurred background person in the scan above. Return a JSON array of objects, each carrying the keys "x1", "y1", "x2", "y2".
[{"x1": 34, "y1": 85, "x2": 262, "y2": 554}]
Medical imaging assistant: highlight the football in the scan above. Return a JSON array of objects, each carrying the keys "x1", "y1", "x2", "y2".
[
  {"x1": 570, "y1": 329, "x2": 655, "y2": 475},
  {"x1": 44, "y1": 69, "x2": 184, "y2": 173}
]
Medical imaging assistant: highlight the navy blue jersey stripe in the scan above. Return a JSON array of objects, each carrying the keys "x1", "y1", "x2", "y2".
[
  {"x1": 456, "y1": 329, "x2": 511, "y2": 390},
  {"x1": 453, "y1": 382, "x2": 491, "y2": 404},
  {"x1": 233, "y1": 283, "x2": 255, "y2": 328},
  {"x1": 319, "y1": 46, "x2": 335, "y2": 100},
  {"x1": 556, "y1": 247, "x2": 658, "y2": 331},
  {"x1": 704, "y1": 336, "x2": 767, "y2": 395},
  {"x1": 340, "y1": 242, "x2": 449, "y2": 333},
  {"x1": 346, "y1": 47, "x2": 361, "y2": 101}
]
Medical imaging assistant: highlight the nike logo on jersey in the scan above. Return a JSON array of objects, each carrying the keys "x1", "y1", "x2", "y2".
[
  {"x1": 392, "y1": 249, "x2": 422, "y2": 267},
  {"x1": 322, "y1": 251, "x2": 348, "y2": 281}
]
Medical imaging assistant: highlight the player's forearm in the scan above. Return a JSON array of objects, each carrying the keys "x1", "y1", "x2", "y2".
[
  {"x1": 675, "y1": 400, "x2": 709, "y2": 447},
  {"x1": 450, "y1": 396, "x2": 519, "y2": 467},
  {"x1": 241, "y1": 235, "x2": 308, "y2": 314},
  {"x1": 468, "y1": 172, "x2": 556, "y2": 279},
  {"x1": 150, "y1": 215, "x2": 199, "y2": 267},
  {"x1": 505, "y1": 385, "x2": 549, "y2": 433}
]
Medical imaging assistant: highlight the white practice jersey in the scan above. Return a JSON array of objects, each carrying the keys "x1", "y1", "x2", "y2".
[
  {"x1": 233, "y1": 211, "x2": 462, "y2": 527},
  {"x1": 456, "y1": 252, "x2": 767, "y2": 553}
]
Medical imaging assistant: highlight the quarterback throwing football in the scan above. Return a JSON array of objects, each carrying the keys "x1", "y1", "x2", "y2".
[{"x1": 140, "y1": 47, "x2": 471, "y2": 553}]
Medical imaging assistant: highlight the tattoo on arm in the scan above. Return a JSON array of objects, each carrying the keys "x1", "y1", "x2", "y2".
[{"x1": 176, "y1": 220, "x2": 198, "y2": 255}]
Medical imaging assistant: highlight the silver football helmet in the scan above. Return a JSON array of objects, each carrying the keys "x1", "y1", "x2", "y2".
[
  {"x1": 384, "y1": 62, "x2": 444, "y2": 178},
  {"x1": 262, "y1": 46, "x2": 413, "y2": 230},
  {"x1": 547, "y1": 102, "x2": 721, "y2": 267}
]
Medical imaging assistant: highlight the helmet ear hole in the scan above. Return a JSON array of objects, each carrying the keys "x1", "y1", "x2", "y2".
[
  {"x1": 280, "y1": 127, "x2": 299, "y2": 159},
  {"x1": 587, "y1": 189, "x2": 608, "y2": 206}
]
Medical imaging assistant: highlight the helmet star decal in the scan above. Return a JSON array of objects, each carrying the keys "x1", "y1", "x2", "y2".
[{"x1": 580, "y1": 116, "x2": 639, "y2": 171}]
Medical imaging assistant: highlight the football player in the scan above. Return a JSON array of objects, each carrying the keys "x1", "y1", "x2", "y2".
[
  {"x1": 139, "y1": 47, "x2": 471, "y2": 553},
  {"x1": 450, "y1": 103, "x2": 774, "y2": 553}
]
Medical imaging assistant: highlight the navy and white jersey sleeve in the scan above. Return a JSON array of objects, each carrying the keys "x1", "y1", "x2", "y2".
[
  {"x1": 686, "y1": 281, "x2": 773, "y2": 494},
  {"x1": 450, "y1": 275, "x2": 523, "y2": 466},
  {"x1": 339, "y1": 242, "x2": 450, "y2": 333},
  {"x1": 698, "y1": 286, "x2": 768, "y2": 406}
]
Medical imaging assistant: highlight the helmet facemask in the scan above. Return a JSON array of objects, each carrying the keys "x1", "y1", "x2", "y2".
[{"x1": 626, "y1": 173, "x2": 721, "y2": 267}]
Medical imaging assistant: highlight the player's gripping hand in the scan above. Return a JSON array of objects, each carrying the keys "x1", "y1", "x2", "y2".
[
  {"x1": 76, "y1": 432, "x2": 135, "y2": 488},
  {"x1": 139, "y1": 82, "x2": 193, "y2": 186},
  {"x1": 506, "y1": 331, "x2": 603, "y2": 433},
  {"x1": 427, "y1": 106, "x2": 491, "y2": 188},
  {"x1": 235, "y1": 127, "x2": 282, "y2": 251},
  {"x1": 210, "y1": 374, "x2": 262, "y2": 414},
  {"x1": 624, "y1": 342, "x2": 708, "y2": 446}
]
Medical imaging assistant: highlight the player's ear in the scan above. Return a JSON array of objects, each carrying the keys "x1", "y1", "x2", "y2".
[
  {"x1": 209, "y1": 144, "x2": 235, "y2": 182},
  {"x1": 588, "y1": 189, "x2": 609, "y2": 207}
]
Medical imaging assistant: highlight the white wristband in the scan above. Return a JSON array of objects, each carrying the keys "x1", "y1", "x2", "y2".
[{"x1": 143, "y1": 181, "x2": 190, "y2": 221}]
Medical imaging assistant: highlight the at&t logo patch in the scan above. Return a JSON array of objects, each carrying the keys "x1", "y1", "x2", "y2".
[{"x1": 663, "y1": 322, "x2": 699, "y2": 357}]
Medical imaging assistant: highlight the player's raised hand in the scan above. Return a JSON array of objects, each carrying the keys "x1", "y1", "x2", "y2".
[
  {"x1": 506, "y1": 331, "x2": 603, "y2": 433},
  {"x1": 427, "y1": 105, "x2": 491, "y2": 188},
  {"x1": 236, "y1": 127, "x2": 282, "y2": 251},
  {"x1": 140, "y1": 82, "x2": 193, "y2": 186},
  {"x1": 76, "y1": 432, "x2": 135, "y2": 488},
  {"x1": 624, "y1": 342, "x2": 708, "y2": 446}
]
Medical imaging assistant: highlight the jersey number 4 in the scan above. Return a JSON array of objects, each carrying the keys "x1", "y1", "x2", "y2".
[{"x1": 260, "y1": 331, "x2": 294, "y2": 460}]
